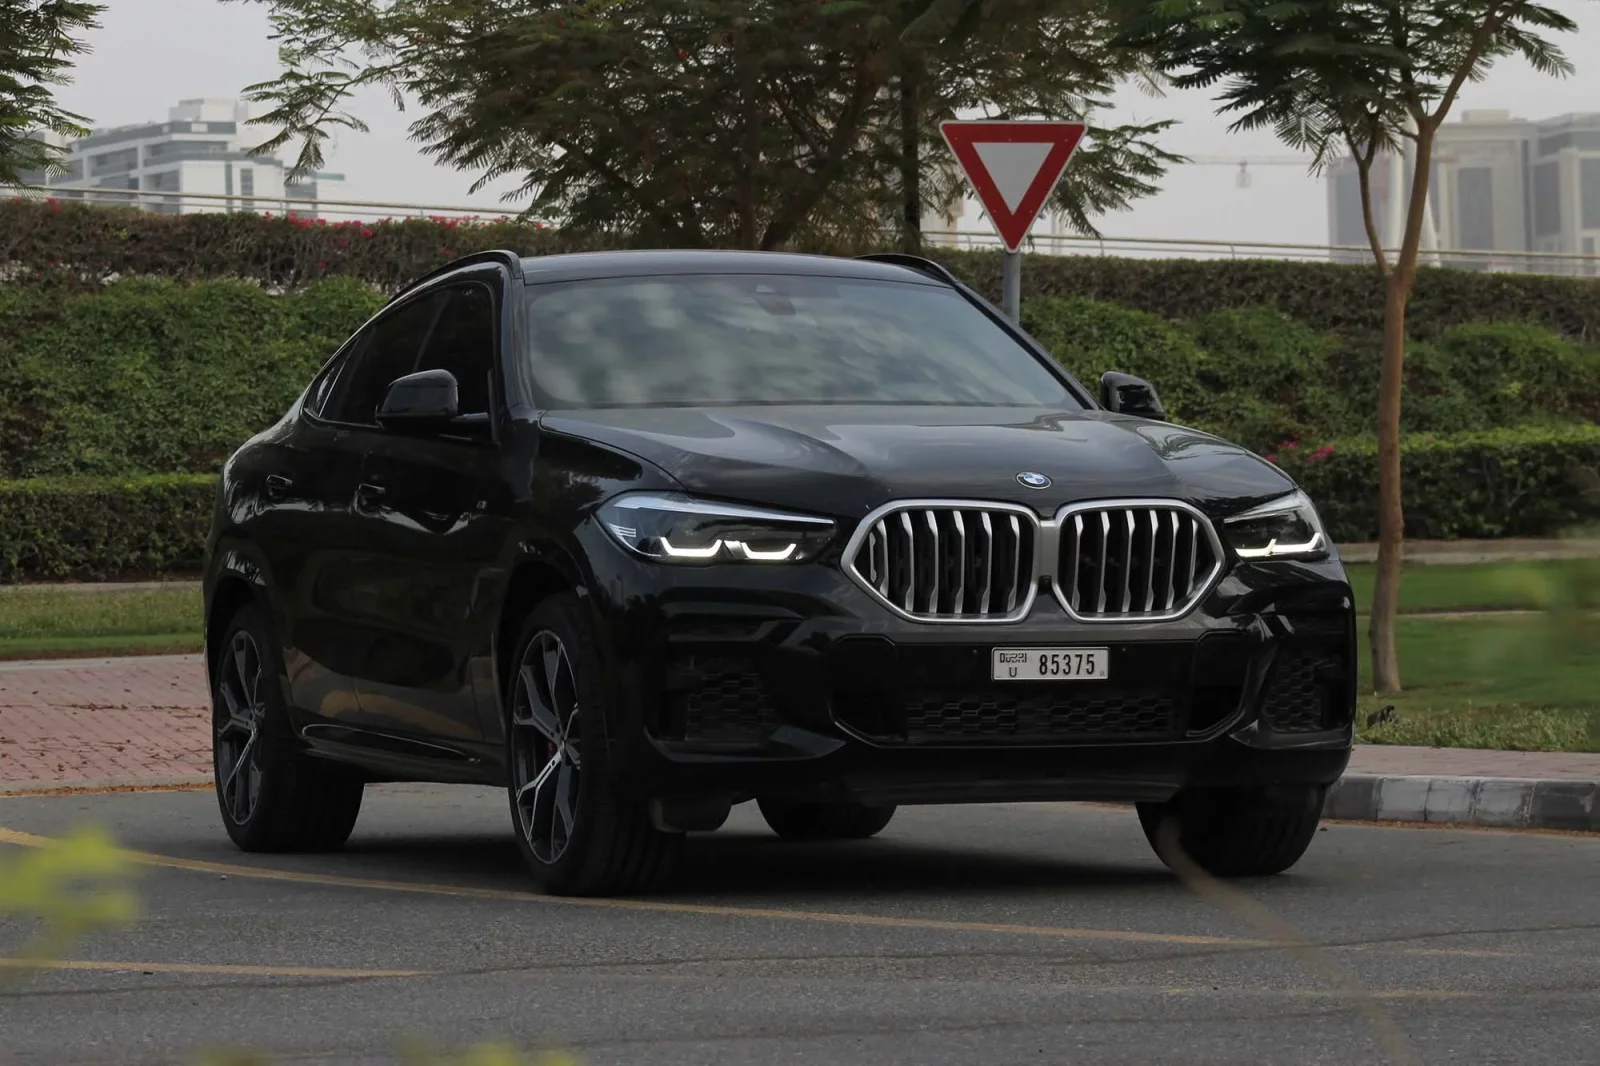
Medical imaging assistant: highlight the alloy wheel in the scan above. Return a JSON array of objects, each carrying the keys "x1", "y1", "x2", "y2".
[
  {"x1": 214, "y1": 629, "x2": 266, "y2": 824},
  {"x1": 510, "y1": 630, "x2": 583, "y2": 864}
]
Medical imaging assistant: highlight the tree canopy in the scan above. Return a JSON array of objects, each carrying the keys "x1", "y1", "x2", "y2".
[
  {"x1": 238, "y1": 0, "x2": 1177, "y2": 248},
  {"x1": 0, "y1": 0, "x2": 103, "y2": 184}
]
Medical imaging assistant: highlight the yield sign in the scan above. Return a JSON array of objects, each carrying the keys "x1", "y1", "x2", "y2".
[{"x1": 938, "y1": 120, "x2": 1087, "y2": 253}]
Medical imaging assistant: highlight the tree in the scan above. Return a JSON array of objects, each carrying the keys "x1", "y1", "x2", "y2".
[
  {"x1": 238, "y1": 0, "x2": 908, "y2": 248},
  {"x1": 0, "y1": 0, "x2": 103, "y2": 184},
  {"x1": 238, "y1": 0, "x2": 1175, "y2": 251},
  {"x1": 894, "y1": 0, "x2": 1178, "y2": 251},
  {"x1": 1117, "y1": 0, "x2": 1578, "y2": 692}
]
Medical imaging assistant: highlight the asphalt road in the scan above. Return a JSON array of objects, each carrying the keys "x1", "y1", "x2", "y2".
[{"x1": 1, "y1": 786, "x2": 1597, "y2": 1066}]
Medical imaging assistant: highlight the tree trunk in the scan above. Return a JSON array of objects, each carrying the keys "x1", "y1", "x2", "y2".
[
  {"x1": 898, "y1": 57, "x2": 922, "y2": 254},
  {"x1": 1367, "y1": 117, "x2": 1436, "y2": 695},
  {"x1": 736, "y1": 42, "x2": 761, "y2": 250},
  {"x1": 1369, "y1": 274, "x2": 1408, "y2": 693}
]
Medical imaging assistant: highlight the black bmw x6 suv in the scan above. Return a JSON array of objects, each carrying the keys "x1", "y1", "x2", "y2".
[{"x1": 204, "y1": 248, "x2": 1355, "y2": 896}]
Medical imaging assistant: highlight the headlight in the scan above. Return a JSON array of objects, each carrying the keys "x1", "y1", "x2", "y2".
[
  {"x1": 1223, "y1": 490, "x2": 1328, "y2": 560},
  {"x1": 597, "y1": 492, "x2": 837, "y2": 564}
]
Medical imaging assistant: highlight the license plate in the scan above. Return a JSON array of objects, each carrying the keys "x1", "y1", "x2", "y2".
[{"x1": 991, "y1": 647, "x2": 1110, "y2": 682}]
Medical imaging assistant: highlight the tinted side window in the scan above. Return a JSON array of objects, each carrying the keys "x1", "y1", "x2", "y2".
[
  {"x1": 415, "y1": 284, "x2": 497, "y2": 417},
  {"x1": 303, "y1": 340, "x2": 361, "y2": 419},
  {"x1": 322, "y1": 294, "x2": 444, "y2": 425}
]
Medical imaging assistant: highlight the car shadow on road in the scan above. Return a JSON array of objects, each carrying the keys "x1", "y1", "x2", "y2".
[{"x1": 332, "y1": 828, "x2": 1171, "y2": 901}]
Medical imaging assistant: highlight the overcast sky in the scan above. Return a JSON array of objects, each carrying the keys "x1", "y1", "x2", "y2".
[{"x1": 59, "y1": 0, "x2": 1600, "y2": 246}]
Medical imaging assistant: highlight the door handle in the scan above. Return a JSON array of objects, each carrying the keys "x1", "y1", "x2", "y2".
[
  {"x1": 354, "y1": 481, "x2": 387, "y2": 513},
  {"x1": 263, "y1": 474, "x2": 292, "y2": 500}
]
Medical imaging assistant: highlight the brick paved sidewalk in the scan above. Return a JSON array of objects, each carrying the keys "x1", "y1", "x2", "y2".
[
  {"x1": 2, "y1": 655, "x2": 1597, "y2": 791},
  {"x1": 0, "y1": 655, "x2": 210, "y2": 788}
]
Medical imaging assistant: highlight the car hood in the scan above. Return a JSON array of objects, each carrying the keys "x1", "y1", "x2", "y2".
[{"x1": 538, "y1": 405, "x2": 1295, "y2": 521}]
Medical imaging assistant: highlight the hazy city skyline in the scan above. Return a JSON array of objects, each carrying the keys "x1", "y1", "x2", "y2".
[{"x1": 55, "y1": 0, "x2": 1600, "y2": 246}]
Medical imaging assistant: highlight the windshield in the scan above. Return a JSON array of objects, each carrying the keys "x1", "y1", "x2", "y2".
[{"x1": 521, "y1": 273, "x2": 1079, "y2": 408}]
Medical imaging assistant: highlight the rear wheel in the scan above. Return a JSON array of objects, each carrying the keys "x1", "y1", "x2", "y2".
[
  {"x1": 212, "y1": 603, "x2": 363, "y2": 853},
  {"x1": 505, "y1": 593, "x2": 683, "y2": 896},
  {"x1": 757, "y1": 799, "x2": 897, "y2": 841},
  {"x1": 1136, "y1": 785, "x2": 1324, "y2": 877}
]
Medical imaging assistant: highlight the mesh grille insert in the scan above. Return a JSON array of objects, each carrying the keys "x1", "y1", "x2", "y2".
[
  {"x1": 838, "y1": 689, "x2": 1183, "y2": 745},
  {"x1": 660, "y1": 656, "x2": 780, "y2": 745},
  {"x1": 1259, "y1": 650, "x2": 1341, "y2": 733}
]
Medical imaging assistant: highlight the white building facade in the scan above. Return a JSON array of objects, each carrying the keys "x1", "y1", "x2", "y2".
[
  {"x1": 1325, "y1": 109, "x2": 1600, "y2": 272},
  {"x1": 24, "y1": 99, "x2": 343, "y2": 217}
]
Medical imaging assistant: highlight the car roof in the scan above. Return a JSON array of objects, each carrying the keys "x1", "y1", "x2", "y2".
[{"x1": 515, "y1": 249, "x2": 944, "y2": 286}]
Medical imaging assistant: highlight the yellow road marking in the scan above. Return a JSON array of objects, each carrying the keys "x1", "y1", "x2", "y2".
[
  {"x1": 0, "y1": 825, "x2": 1259, "y2": 949},
  {"x1": 0, "y1": 958, "x2": 424, "y2": 979},
  {"x1": 0, "y1": 826, "x2": 1547, "y2": 962}
]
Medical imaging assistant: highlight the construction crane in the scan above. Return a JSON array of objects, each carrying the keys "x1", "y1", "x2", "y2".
[{"x1": 1175, "y1": 155, "x2": 1316, "y2": 188}]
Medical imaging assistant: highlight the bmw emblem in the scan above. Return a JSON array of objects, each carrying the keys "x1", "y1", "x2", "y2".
[{"x1": 1016, "y1": 471, "x2": 1051, "y2": 490}]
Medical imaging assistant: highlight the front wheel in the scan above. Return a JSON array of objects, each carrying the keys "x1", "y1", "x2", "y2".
[
  {"x1": 505, "y1": 593, "x2": 683, "y2": 896},
  {"x1": 1136, "y1": 785, "x2": 1325, "y2": 878},
  {"x1": 758, "y1": 799, "x2": 897, "y2": 841}
]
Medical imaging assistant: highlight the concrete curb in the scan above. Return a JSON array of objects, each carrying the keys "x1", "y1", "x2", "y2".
[{"x1": 1326, "y1": 773, "x2": 1599, "y2": 832}]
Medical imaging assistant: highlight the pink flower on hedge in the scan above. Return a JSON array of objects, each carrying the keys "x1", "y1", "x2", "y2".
[
  {"x1": 317, "y1": 260, "x2": 327, "y2": 269},
  {"x1": 360, "y1": 227, "x2": 374, "y2": 238},
  {"x1": 1266, "y1": 453, "x2": 1278, "y2": 464}
]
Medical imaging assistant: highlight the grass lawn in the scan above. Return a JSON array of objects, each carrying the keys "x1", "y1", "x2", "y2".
[
  {"x1": 1343, "y1": 558, "x2": 1600, "y2": 614},
  {"x1": 0, "y1": 585, "x2": 201, "y2": 660},
  {"x1": 1354, "y1": 615, "x2": 1600, "y2": 752},
  {"x1": 1, "y1": 575, "x2": 1595, "y2": 752}
]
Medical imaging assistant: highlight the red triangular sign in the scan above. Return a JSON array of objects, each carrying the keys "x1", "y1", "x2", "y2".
[{"x1": 939, "y1": 120, "x2": 1087, "y2": 253}]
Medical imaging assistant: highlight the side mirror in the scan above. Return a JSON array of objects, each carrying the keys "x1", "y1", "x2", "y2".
[
  {"x1": 1099, "y1": 371, "x2": 1166, "y2": 421},
  {"x1": 376, "y1": 369, "x2": 459, "y2": 433}
]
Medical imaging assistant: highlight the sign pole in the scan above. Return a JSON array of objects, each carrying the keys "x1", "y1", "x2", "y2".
[{"x1": 1001, "y1": 250, "x2": 1021, "y2": 324}]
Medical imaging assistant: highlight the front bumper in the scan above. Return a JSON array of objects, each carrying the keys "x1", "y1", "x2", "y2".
[{"x1": 583, "y1": 525, "x2": 1356, "y2": 806}]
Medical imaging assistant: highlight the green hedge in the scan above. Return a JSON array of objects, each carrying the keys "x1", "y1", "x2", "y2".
[
  {"x1": 2, "y1": 427, "x2": 1595, "y2": 579},
  {"x1": 1276, "y1": 425, "x2": 1600, "y2": 542},
  {"x1": 1025, "y1": 299, "x2": 1600, "y2": 454},
  {"x1": 5, "y1": 198, "x2": 1599, "y2": 340},
  {"x1": 0, "y1": 474, "x2": 217, "y2": 582},
  {"x1": 0, "y1": 277, "x2": 386, "y2": 478},
  {"x1": 4, "y1": 276, "x2": 1597, "y2": 478}
]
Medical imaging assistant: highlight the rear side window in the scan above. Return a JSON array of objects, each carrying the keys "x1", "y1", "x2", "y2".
[
  {"x1": 321, "y1": 294, "x2": 444, "y2": 425},
  {"x1": 303, "y1": 344, "x2": 357, "y2": 419}
]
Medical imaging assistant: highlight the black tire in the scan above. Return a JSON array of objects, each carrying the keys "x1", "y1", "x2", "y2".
[
  {"x1": 504, "y1": 593, "x2": 683, "y2": 896},
  {"x1": 757, "y1": 798, "x2": 897, "y2": 841},
  {"x1": 1136, "y1": 785, "x2": 1325, "y2": 878},
  {"x1": 212, "y1": 602, "x2": 364, "y2": 853}
]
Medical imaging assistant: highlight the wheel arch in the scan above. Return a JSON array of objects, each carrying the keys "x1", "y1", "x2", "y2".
[
  {"x1": 205, "y1": 573, "x2": 267, "y2": 685},
  {"x1": 494, "y1": 554, "x2": 581, "y2": 712}
]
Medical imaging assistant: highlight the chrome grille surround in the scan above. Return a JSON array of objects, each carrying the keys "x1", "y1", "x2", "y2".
[
  {"x1": 841, "y1": 497, "x2": 1224, "y2": 624},
  {"x1": 1050, "y1": 500, "x2": 1225, "y2": 623},
  {"x1": 841, "y1": 500, "x2": 1041, "y2": 623}
]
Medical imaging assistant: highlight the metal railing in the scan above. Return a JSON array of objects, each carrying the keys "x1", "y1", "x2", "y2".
[
  {"x1": 7, "y1": 183, "x2": 1598, "y2": 278},
  {"x1": 923, "y1": 228, "x2": 1600, "y2": 277},
  {"x1": 4, "y1": 183, "x2": 539, "y2": 224}
]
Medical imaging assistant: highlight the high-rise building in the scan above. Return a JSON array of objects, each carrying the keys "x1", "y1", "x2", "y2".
[
  {"x1": 1326, "y1": 109, "x2": 1600, "y2": 272},
  {"x1": 19, "y1": 98, "x2": 343, "y2": 217}
]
